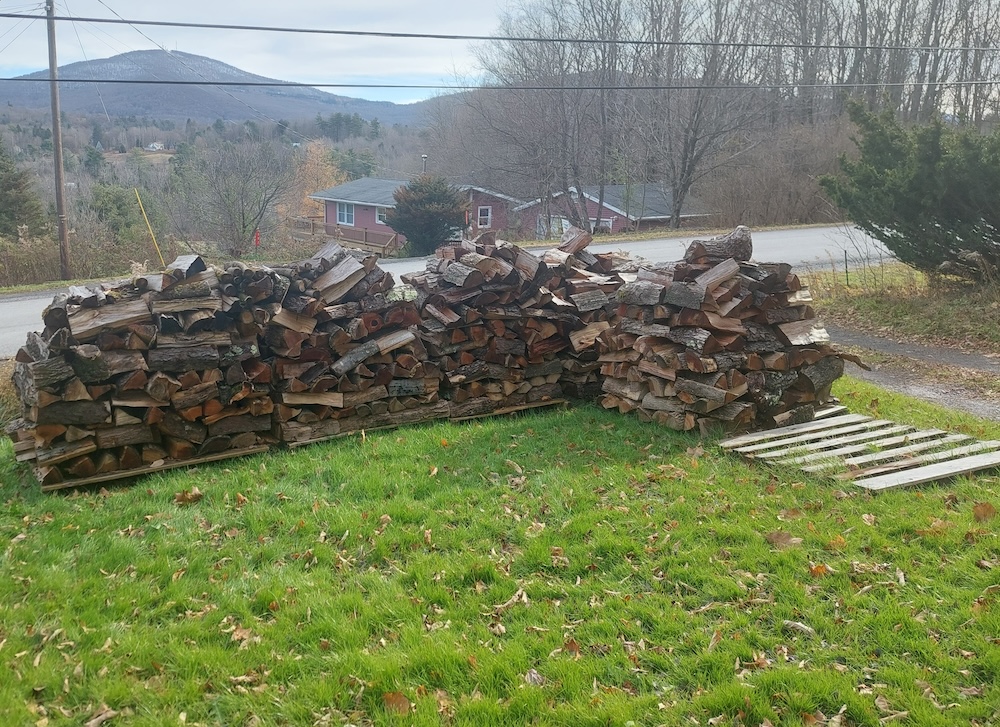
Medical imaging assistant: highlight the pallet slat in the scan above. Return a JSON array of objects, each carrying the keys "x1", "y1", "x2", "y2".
[
  {"x1": 718, "y1": 414, "x2": 871, "y2": 449},
  {"x1": 855, "y1": 450, "x2": 1000, "y2": 491},
  {"x1": 838, "y1": 440, "x2": 1000, "y2": 480},
  {"x1": 735, "y1": 419, "x2": 900, "y2": 454},
  {"x1": 782, "y1": 429, "x2": 953, "y2": 467}
]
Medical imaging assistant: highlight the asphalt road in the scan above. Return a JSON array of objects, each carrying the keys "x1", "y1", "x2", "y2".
[{"x1": 0, "y1": 225, "x2": 887, "y2": 358}]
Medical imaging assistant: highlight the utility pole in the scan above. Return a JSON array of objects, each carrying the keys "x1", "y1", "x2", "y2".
[{"x1": 46, "y1": 0, "x2": 71, "y2": 279}]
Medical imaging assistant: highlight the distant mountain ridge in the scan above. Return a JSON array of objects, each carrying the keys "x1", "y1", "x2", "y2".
[{"x1": 0, "y1": 50, "x2": 426, "y2": 126}]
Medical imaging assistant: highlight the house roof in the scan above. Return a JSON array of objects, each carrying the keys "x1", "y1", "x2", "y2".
[
  {"x1": 309, "y1": 178, "x2": 408, "y2": 207},
  {"x1": 309, "y1": 178, "x2": 525, "y2": 209},
  {"x1": 513, "y1": 184, "x2": 712, "y2": 220}
]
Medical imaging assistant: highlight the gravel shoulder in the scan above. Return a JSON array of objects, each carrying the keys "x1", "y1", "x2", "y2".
[{"x1": 827, "y1": 324, "x2": 1000, "y2": 421}]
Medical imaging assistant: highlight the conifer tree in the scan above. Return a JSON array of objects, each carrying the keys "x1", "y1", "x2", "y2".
[
  {"x1": 385, "y1": 175, "x2": 468, "y2": 255},
  {"x1": 0, "y1": 140, "x2": 47, "y2": 238}
]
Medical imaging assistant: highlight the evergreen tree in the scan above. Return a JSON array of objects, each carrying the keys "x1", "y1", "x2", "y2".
[
  {"x1": 385, "y1": 175, "x2": 468, "y2": 255},
  {"x1": 0, "y1": 140, "x2": 47, "y2": 238},
  {"x1": 822, "y1": 103, "x2": 1000, "y2": 279}
]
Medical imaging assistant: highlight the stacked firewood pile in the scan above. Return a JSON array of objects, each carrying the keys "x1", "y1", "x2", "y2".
[
  {"x1": 400, "y1": 229, "x2": 617, "y2": 417},
  {"x1": 8, "y1": 244, "x2": 432, "y2": 487},
  {"x1": 599, "y1": 226, "x2": 845, "y2": 434},
  {"x1": 8, "y1": 226, "x2": 851, "y2": 490}
]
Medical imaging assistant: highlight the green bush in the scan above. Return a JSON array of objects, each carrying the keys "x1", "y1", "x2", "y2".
[{"x1": 822, "y1": 103, "x2": 1000, "y2": 279}]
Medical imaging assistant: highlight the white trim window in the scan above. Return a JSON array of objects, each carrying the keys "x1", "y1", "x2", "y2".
[
  {"x1": 336, "y1": 202, "x2": 355, "y2": 226},
  {"x1": 375, "y1": 206, "x2": 388, "y2": 225},
  {"x1": 477, "y1": 205, "x2": 492, "y2": 228}
]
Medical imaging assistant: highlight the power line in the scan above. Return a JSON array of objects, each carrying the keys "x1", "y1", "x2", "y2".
[
  {"x1": 2, "y1": 11, "x2": 1000, "y2": 55},
  {"x1": 2, "y1": 76, "x2": 999, "y2": 91}
]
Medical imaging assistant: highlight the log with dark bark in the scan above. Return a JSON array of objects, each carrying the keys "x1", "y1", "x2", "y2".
[{"x1": 683, "y1": 226, "x2": 753, "y2": 263}]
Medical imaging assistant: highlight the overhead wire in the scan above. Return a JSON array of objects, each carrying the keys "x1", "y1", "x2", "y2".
[
  {"x1": 1, "y1": 76, "x2": 997, "y2": 91},
  {"x1": 0, "y1": 3, "x2": 41, "y2": 56},
  {"x1": 60, "y1": 1, "x2": 111, "y2": 122},
  {"x1": 1, "y1": 10, "x2": 1000, "y2": 55}
]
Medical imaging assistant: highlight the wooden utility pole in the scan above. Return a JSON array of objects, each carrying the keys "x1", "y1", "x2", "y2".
[{"x1": 46, "y1": 0, "x2": 71, "y2": 279}]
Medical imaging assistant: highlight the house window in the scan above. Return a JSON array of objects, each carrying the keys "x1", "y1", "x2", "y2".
[
  {"x1": 477, "y1": 206, "x2": 492, "y2": 228},
  {"x1": 375, "y1": 206, "x2": 388, "y2": 225},
  {"x1": 336, "y1": 202, "x2": 354, "y2": 226}
]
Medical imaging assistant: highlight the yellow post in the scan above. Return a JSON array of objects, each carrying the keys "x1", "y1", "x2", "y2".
[{"x1": 134, "y1": 188, "x2": 165, "y2": 268}]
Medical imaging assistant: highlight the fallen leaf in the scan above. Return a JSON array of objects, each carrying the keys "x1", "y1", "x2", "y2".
[
  {"x1": 809, "y1": 563, "x2": 830, "y2": 578},
  {"x1": 782, "y1": 620, "x2": 817, "y2": 637},
  {"x1": 525, "y1": 521, "x2": 546, "y2": 538},
  {"x1": 505, "y1": 459, "x2": 523, "y2": 474},
  {"x1": 765, "y1": 531, "x2": 803, "y2": 549},
  {"x1": 778, "y1": 508, "x2": 803, "y2": 521},
  {"x1": 707, "y1": 629, "x2": 722, "y2": 652},
  {"x1": 564, "y1": 638, "x2": 581, "y2": 659},
  {"x1": 973, "y1": 502, "x2": 997, "y2": 522},
  {"x1": 10, "y1": 532, "x2": 26, "y2": 544},
  {"x1": 174, "y1": 487, "x2": 203, "y2": 506},
  {"x1": 862, "y1": 513, "x2": 877, "y2": 526},
  {"x1": 825, "y1": 534, "x2": 847, "y2": 552},
  {"x1": 875, "y1": 695, "x2": 892, "y2": 713},
  {"x1": 524, "y1": 668, "x2": 545, "y2": 686},
  {"x1": 382, "y1": 691, "x2": 411, "y2": 715},
  {"x1": 429, "y1": 466, "x2": 438, "y2": 477},
  {"x1": 424, "y1": 529, "x2": 433, "y2": 545},
  {"x1": 84, "y1": 704, "x2": 119, "y2": 727}
]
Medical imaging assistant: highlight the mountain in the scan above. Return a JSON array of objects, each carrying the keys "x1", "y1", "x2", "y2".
[{"x1": 0, "y1": 50, "x2": 426, "y2": 126}]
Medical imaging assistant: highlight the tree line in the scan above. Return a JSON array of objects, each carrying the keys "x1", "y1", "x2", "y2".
[{"x1": 425, "y1": 0, "x2": 1000, "y2": 232}]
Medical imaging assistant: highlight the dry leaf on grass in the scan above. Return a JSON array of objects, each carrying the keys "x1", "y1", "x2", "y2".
[
  {"x1": 382, "y1": 691, "x2": 411, "y2": 715},
  {"x1": 973, "y1": 502, "x2": 997, "y2": 522},
  {"x1": 173, "y1": 487, "x2": 203, "y2": 505},
  {"x1": 782, "y1": 620, "x2": 817, "y2": 637},
  {"x1": 765, "y1": 531, "x2": 803, "y2": 549},
  {"x1": 524, "y1": 668, "x2": 545, "y2": 686},
  {"x1": 862, "y1": 513, "x2": 877, "y2": 526},
  {"x1": 83, "y1": 705, "x2": 119, "y2": 727}
]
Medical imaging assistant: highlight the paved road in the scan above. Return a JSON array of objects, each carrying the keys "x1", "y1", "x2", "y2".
[{"x1": 0, "y1": 225, "x2": 887, "y2": 358}]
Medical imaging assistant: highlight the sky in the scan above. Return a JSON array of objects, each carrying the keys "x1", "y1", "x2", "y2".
[{"x1": 0, "y1": 0, "x2": 509, "y2": 103}]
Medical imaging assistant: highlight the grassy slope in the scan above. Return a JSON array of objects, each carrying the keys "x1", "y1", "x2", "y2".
[
  {"x1": 2, "y1": 381, "x2": 1000, "y2": 726},
  {"x1": 806, "y1": 263, "x2": 1000, "y2": 354}
]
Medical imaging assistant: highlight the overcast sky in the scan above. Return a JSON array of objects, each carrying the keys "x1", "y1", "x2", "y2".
[{"x1": 0, "y1": 0, "x2": 508, "y2": 103}]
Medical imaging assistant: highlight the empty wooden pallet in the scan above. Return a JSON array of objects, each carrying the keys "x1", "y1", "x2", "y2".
[{"x1": 719, "y1": 412, "x2": 1000, "y2": 491}]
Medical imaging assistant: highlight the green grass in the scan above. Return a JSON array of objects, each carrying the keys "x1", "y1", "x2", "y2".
[
  {"x1": 2, "y1": 381, "x2": 1000, "y2": 725},
  {"x1": 806, "y1": 262, "x2": 1000, "y2": 353}
]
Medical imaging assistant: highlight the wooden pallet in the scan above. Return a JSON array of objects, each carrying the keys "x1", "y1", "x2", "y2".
[
  {"x1": 38, "y1": 446, "x2": 270, "y2": 492},
  {"x1": 719, "y1": 412, "x2": 1000, "y2": 491}
]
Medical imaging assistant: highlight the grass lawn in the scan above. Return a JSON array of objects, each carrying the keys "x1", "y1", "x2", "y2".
[{"x1": 2, "y1": 379, "x2": 1000, "y2": 726}]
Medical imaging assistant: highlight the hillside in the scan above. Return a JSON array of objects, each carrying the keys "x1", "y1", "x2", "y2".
[{"x1": 0, "y1": 50, "x2": 427, "y2": 126}]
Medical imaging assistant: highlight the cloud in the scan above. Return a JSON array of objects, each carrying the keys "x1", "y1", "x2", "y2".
[{"x1": 0, "y1": 0, "x2": 505, "y2": 102}]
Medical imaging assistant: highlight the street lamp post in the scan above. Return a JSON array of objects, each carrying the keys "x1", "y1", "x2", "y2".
[{"x1": 421, "y1": 154, "x2": 427, "y2": 173}]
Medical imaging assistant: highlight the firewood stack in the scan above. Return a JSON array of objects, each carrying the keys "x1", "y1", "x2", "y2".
[
  {"x1": 7, "y1": 243, "x2": 423, "y2": 486},
  {"x1": 400, "y1": 229, "x2": 619, "y2": 418},
  {"x1": 8, "y1": 226, "x2": 853, "y2": 490},
  {"x1": 599, "y1": 226, "x2": 845, "y2": 434}
]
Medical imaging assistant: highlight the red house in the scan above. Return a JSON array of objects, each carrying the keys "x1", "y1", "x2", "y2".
[
  {"x1": 513, "y1": 184, "x2": 713, "y2": 238},
  {"x1": 308, "y1": 179, "x2": 526, "y2": 253}
]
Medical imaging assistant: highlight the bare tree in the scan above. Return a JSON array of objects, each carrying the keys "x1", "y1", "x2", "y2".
[{"x1": 175, "y1": 139, "x2": 294, "y2": 257}]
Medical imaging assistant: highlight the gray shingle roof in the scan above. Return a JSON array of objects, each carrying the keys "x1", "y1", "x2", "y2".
[
  {"x1": 309, "y1": 178, "x2": 408, "y2": 207},
  {"x1": 514, "y1": 184, "x2": 712, "y2": 219}
]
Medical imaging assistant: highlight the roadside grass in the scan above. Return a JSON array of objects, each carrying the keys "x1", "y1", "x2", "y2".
[
  {"x1": 805, "y1": 262, "x2": 1000, "y2": 354},
  {"x1": 3, "y1": 381, "x2": 1000, "y2": 725}
]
